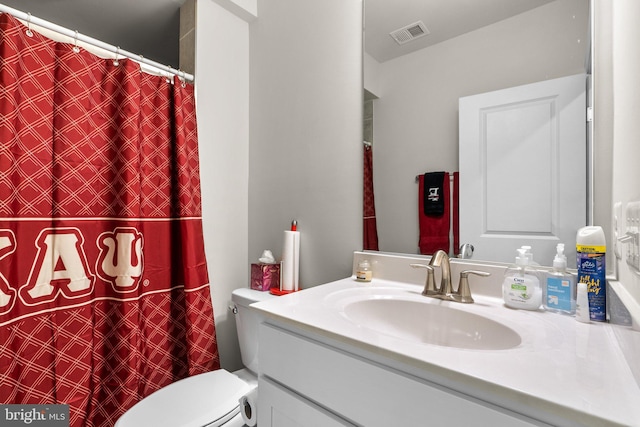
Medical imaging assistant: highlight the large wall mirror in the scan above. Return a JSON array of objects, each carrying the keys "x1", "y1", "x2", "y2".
[{"x1": 364, "y1": 0, "x2": 598, "y2": 266}]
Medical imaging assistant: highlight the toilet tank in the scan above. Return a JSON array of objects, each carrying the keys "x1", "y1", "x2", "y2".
[{"x1": 231, "y1": 288, "x2": 275, "y2": 374}]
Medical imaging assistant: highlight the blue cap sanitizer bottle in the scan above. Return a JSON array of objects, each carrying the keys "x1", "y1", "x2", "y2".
[{"x1": 544, "y1": 244, "x2": 576, "y2": 315}]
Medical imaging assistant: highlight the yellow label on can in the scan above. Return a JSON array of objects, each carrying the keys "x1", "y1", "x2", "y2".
[{"x1": 576, "y1": 244, "x2": 606, "y2": 253}]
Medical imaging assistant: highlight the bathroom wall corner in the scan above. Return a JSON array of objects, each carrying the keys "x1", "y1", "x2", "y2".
[{"x1": 195, "y1": 0, "x2": 250, "y2": 371}]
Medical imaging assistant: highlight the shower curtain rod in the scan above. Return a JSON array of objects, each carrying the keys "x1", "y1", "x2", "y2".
[{"x1": 0, "y1": 4, "x2": 194, "y2": 82}]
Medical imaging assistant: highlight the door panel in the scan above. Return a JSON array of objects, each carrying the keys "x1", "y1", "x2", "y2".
[{"x1": 459, "y1": 74, "x2": 586, "y2": 264}]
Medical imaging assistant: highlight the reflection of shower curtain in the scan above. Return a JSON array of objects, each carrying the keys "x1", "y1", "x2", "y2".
[
  {"x1": 0, "y1": 13, "x2": 219, "y2": 427},
  {"x1": 363, "y1": 144, "x2": 379, "y2": 250}
]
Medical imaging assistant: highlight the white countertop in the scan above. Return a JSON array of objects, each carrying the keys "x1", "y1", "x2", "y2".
[{"x1": 253, "y1": 276, "x2": 640, "y2": 426}]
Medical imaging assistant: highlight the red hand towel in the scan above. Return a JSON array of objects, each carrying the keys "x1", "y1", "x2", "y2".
[{"x1": 418, "y1": 172, "x2": 450, "y2": 254}]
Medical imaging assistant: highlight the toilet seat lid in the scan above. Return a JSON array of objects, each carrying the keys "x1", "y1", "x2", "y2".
[{"x1": 117, "y1": 369, "x2": 251, "y2": 427}]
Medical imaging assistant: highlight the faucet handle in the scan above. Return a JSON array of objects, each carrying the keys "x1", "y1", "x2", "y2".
[
  {"x1": 410, "y1": 263, "x2": 437, "y2": 296},
  {"x1": 456, "y1": 270, "x2": 491, "y2": 304}
]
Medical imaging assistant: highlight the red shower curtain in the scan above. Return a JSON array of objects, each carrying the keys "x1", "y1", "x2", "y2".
[
  {"x1": 0, "y1": 13, "x2": 219, "y2": 427},
  {"x1": 363, "y1": 144, "x2": 379, "y2": 250}
]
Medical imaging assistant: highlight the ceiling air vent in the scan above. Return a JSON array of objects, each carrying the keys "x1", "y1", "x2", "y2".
[{"x1": 389, "y1": 21, "x2": 430, "y2": 45}]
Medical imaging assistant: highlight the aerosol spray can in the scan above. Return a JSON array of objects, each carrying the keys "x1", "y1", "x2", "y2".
[{"x1": 576, "y1": 226, "x2": 606, "y2": 322}]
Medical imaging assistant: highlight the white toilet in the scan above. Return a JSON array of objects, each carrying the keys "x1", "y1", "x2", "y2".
[{"x1": 115, "y1": 288, "x2": 274, "y2": 427}]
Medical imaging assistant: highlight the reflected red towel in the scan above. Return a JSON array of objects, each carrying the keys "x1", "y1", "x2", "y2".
[{"x1": 418, "y1": 172, "x2": 450, "y2": 254}]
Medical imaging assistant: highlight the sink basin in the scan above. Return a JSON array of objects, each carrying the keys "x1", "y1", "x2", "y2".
[{"x1": 343, "y1": 298, "x2": 522, "y2": 350}]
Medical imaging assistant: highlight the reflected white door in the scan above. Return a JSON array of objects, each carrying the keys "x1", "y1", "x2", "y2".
[{"x1": 459, "y1": 74, "x2": 586, "y2": 264}]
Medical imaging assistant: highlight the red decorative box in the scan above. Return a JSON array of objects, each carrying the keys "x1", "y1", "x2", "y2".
[{"x1": 251, "y1": 263, "x2": 280, "y2": 291}]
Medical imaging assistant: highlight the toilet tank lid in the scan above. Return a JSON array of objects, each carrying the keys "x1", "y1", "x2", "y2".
[
  {"x1": 232, "y1": 287, "x2": 275, "y2": 307},
  {"x1": 116, "y1": 369, "x2": 250, "y2": 427}
]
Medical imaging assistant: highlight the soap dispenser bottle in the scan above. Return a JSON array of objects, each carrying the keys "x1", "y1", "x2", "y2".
[
  {"x1": 544, "y1": 243, "x2": 576, "y2": 315},
  {"x1": 502, "y1": 248, "x2": 542, "y2": 310}
]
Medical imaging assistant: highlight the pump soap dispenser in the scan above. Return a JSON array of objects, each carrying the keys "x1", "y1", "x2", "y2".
[
  {"x1": 502, "y1": 248, "x2": 542, "y2": 310},
  {"x1": 544, "y1": 243, "x2": 576, "y2": 315}
]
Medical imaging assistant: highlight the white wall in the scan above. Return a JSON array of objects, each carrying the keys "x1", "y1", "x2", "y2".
[
  {"x1": 611, "y1": 0, "x2": 640, "y2": 325},
  {"x1": 192, "y1": 0, "x2": 639, "y2": 383},
  {"x1": 196, "y1": 0, "x2": 362, "y2": 371},
  {"x1": 364, "y1": 52, "x2": 381, "y2": 98},
  {"x1": 248, "y1": 0, "x2": 363, "y2": 289},
  {"x1": 371, "y1": 0, "x2": 589, "y2": 254},
  {"x1": 195, "y1": 0, "x2": 252, "y2": 371},
  {"x1": 591, "y1": 0, "x2": 614, "y2": 275}
]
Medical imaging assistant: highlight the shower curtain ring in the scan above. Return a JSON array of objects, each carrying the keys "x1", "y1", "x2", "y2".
[
  {"x1": 179, "y1": 70, "x2": 186, "y2": 88},
  {"x1": 25, "y1": 13, "x2": 33, "y2": 37},
  {"x1": 72, "y1": 30, "x2": 80, "y2": 53},
  {"x1": 113, "y1": 47, "x2": 120, "y2": 66}
]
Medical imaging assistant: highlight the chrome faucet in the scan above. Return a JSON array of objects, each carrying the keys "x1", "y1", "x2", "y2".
[{"x1": 410, "y1": 250, "x2": 490, "y2": 303}]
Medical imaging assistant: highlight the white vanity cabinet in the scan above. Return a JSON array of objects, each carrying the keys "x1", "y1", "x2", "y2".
[
  {"x1": 258, "y1": 378, "x2": 354, "y2": 427},
  {"x1": 253, "y1": 255, "x2": 640, "y2": 426},
  {"x1": 257, "y1": 322, "x2": 542, "y2": 427}
]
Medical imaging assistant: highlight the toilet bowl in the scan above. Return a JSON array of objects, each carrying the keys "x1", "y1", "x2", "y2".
[{"x1": 115, "y1": 288, "x2": 274, "y2": 427}]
